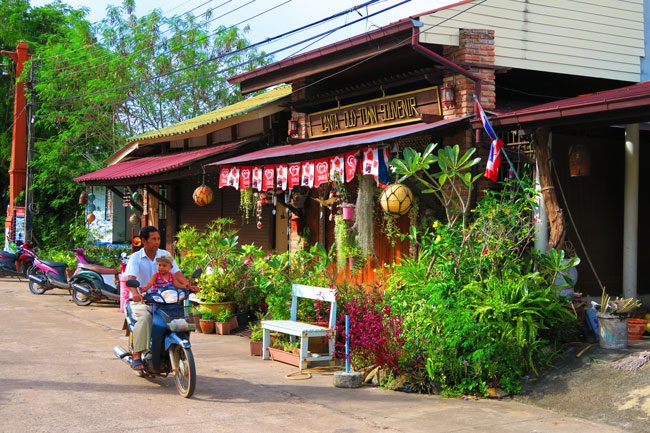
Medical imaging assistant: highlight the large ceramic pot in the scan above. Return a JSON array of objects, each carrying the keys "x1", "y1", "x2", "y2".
[{"x1": 200, "y1": 301, "x2": 236, "y2": 315}]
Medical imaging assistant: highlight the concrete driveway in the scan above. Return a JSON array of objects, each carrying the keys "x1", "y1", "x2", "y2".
[{"x1": 0, "y1": 278, "x2": 623, "y2": 433}]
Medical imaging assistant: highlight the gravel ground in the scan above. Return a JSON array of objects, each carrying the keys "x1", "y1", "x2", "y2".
[{"x1": 516, "y1": 338, "x2": 650, "y2": 433}]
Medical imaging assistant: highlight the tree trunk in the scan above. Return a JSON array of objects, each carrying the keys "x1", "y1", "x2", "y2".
[{"x1": 534, "y1": 127, "x2": 566, "y2": 251}]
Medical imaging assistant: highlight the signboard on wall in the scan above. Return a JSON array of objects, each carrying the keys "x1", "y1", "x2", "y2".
[{"x1": 307, "y1": 86, "x2": 441, "y2": 138}]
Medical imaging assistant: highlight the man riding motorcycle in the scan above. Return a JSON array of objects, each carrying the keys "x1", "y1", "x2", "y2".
[{"x1": 124, "y1": 226, "x2": 196, "y2": 370}]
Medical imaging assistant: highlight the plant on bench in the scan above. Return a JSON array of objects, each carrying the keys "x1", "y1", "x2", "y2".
[{"x1": 262, "y1": 284, "x2": 337, "y2": 369}]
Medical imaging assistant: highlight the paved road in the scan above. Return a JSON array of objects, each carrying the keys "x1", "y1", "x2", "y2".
[{"x1": 0, "y1": 278, "x2": 623, "y2": 433}]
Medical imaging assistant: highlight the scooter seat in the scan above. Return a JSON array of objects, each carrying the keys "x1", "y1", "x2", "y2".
[
  {"x1": 1, "y1": 252, "x2": 17, "y2": 261},
  {"x1": 78, "y1": 263, "x2": 117, "y2": 275},
  {"x1": 41, "y1": 260, "x2": 67, "y2": 268}
]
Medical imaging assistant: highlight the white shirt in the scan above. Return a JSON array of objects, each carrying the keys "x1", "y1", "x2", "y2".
[{"x1": 124, "y1": 248, "x2": 180, "y2": 288}]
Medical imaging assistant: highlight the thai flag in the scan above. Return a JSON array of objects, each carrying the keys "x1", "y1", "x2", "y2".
[{"x1": 475, "y1": 100, "x2": 503, "y2": 182}]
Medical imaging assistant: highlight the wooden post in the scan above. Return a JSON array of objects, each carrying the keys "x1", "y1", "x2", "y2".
[{"x1": 534, "y1": 127, "x2": 565, "y2": 251}]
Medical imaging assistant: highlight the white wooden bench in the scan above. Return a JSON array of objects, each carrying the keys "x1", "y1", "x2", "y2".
[{"x1": 262, "y1": 284, "x2": 337, "y2": 370}]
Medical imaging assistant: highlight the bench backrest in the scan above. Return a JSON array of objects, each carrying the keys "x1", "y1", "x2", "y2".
[{"x1": 290, "y1": 284, "x2": 337, "y2": 330}]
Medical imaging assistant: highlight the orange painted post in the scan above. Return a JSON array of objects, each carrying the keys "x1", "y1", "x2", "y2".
[{"x1": 1, "y1": 41, "x2": 32, "y2": 243}]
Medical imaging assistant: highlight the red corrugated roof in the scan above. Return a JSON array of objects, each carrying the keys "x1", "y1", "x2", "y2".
[
  {"x1": 487, "y1": 81, "x2": 650, "y2": 127},
  {"x1": 211, "y1": 117, "x2": 468, "y2": 166},
  {"x1": 75, "y1": 141, "x2": 244, "y2": 182}
]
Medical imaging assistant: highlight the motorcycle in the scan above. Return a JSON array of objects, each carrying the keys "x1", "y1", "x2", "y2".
[
  {"x1": 0, "y1": 241, "x2": 36, "y2": 279},
  {"x1": 26, "y1": 247, "x2": 96, "y2": 295},
  {"x1": 113, "y1": 278, "x2": 197, "y2": 398},
  {"x1": 68, "y1": 251, "x2": 127, "y2": 306}
]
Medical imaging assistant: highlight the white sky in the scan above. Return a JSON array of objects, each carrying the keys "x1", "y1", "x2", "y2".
[{"x1": 30, "y1": 0, "x2": 453, "y2": 56}]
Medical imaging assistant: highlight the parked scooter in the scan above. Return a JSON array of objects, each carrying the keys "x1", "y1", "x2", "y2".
[
  {"x1": 0, "y1": 241, "x2": 35, "y2": 278},
  {"x1": 69, "y1": 251, "x2": 127, "y2": 306},
  {"x1": 26, "y1": 247, "x2": 94, "y2": 295},
  {"x1": 27, "y1": 256, "x2": 71, "y2": 295},
  {"x1": 113, "y1": 278, "x2": 197, "y2": 398}
]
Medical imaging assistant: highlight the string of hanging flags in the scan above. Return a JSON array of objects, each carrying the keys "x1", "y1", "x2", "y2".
[{"x1": 217, "y1": 145, "x2": 391, "y2": 191}]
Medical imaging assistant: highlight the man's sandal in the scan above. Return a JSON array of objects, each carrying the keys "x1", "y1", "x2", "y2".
[{"x1": 131, "y1": 358, "x2": 144, "y2": 370}]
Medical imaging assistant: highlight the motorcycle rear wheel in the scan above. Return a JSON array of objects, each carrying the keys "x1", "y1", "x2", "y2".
[
  {"x1": 27, "y1": 267, "x2": 47, "y2": 295},
  {"x1": 71, "y1": 281, "x2": 93, "y2": 306},
  {"x1": 173, "y1": 346, "x2": 196, "y2": 398}
]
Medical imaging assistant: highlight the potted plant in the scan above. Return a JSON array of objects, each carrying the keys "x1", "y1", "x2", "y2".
[
  {"x1": 199, "y1": 309, "x2": 216, "y2": 334},
  {"x1": 249, "y1": 323, "x2": 263, "y2": 356},
  {"x1": 214, "y1": 309, "x2": 236, "y2": 335},
  {"x1": 597, "y1": 288, "x2": 641, "y2": 349},
  {"x1": 333, "y1": 171, "x2": 355, "y2": 221},
  {"x1": 268, "y1": 338, "x2": 301, "y2": 367}
]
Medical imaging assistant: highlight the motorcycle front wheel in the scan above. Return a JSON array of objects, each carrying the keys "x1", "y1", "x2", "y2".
[
  {"x1": 71, "y1": 281, "x2": 93, "y2": 306},
  {"x1": 173, "y1": 346, "x2": 196, "y2": 398},
  {"x1": 27, "y1": 267, "x2": 47, "y2": 295}
]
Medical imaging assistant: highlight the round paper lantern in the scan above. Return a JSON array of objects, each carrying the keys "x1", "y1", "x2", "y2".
[
  {"x1": 129, "y1": 213, "x2": 140, "y2": 225},
  {"x1": 78, "y1": 191, "x2": 88, "y2": 205},
  {"x1": 86, "y1": 203, "x2": 96, "y2": 212},
  {"x1": 86, "y1": 212, "x2": 96, "y2": 223},
  {"x1": 379, "y1": 183, "x2": 413, "y2": 217},
  {"x1": 87, "y1": 193, "x2": 96, "y2": 202},
  {"x1": 193, "y1": 184, "x2": 213, "y2": 206}
]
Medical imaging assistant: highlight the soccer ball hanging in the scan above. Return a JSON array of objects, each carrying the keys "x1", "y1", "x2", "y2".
[
  {"x1": 379, "y1": 183, "x2": 413, "y2": 217},
  {"x1": 193, "y1": 185, "x2": 214, "y2": 206}
]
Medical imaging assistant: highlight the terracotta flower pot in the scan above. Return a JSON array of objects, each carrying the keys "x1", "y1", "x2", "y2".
[
  {"x1": 249, "y1": 340, "x2": 263, "y2": 356},
  {"x1": 627, "y1": 318, "x2": 648, "y2": 340},
  {"x1": 268, "y1": 347, "x2": 301, "y2": 367},
  {"x1": 199, "y1": 319, "x2": 215, "y2": 334}
]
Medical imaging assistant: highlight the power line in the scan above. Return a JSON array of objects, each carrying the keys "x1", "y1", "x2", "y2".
[
  {"x1": 34, "y1": 0, "x2": 223, "y2": 62},
  {"x1": 40, "y1": 0, "x2": 394, "y2": 106},
  {"x1": 50, "y1": 0, "x2": 260, "y2": 75}
]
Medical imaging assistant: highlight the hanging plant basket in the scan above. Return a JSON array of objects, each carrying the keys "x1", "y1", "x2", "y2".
[{"x1": 340, "y1": 203, "x2": 356, "y2": 221}]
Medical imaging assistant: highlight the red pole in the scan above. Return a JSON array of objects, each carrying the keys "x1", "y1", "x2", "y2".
[{"x1": 1, "y1": 41, "x2": 32, "y2": 242}]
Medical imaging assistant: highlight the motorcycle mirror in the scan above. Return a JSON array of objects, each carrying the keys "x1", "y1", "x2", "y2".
[
  {"x1": 125, "y1": 279, "x2": 140, "y2": 288},
  {"x1": 191, "y1": 269, "x2": 203, "y2": 279},
  {"x1": 120, "y1": 252, "x2": 127, "y2": 258}
]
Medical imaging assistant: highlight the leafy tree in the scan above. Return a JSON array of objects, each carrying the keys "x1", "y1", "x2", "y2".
[{"x1": 22, "y1": 0, "x2": 269, "y2": 246}]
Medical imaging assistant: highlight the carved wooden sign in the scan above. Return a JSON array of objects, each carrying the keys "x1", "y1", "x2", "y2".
[{"x1": 307, "y1": 86, "x2": 441, "y2": 138}]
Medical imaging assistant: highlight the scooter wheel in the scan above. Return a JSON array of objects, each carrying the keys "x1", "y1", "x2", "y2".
[
  {"x1": 27, "y1": 267, "x2": 47, "y2": 295},
  {"x1": 173, "y1": 346, "x2": 196, "y2": 398},
  {"x1": 72, "y1": 281, "x2": 93, "y2": 306}
]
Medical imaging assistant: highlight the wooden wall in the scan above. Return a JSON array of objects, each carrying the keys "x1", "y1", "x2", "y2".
[{"x1": 420, "y1": 0, "x2": 644, "y2": 82}]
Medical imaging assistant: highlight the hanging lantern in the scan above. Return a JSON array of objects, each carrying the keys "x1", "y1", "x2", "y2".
[
  {"x1": 193, "y1": 184, "x2": 214, "y2": 206},
  {"x1": 379, "y1": 183, "x2": 413, "y2": 217},
  {"x1": 87, "y1": 193, "x2": 96, "y2": 202},
  {"x1": 78, "y1": 191, "x2": 88, "y2": 205},
  {"x1": 86, "y1": 212, "x2": 96, "y2": 223},
  {"x1": 441, "y1": 83, "x2": 456, "y2": 109},
  {"x1": 568, "y1": 144, "x2": 590, "y2": 177},
  {"x1": 288, "y1": 119, "x2": 300, "y2": 137},
  {"x1": 129, "y1": 213, "x2": 140, "y2": 225},
  {"x1": 86, "y1": 203, "x2": 96, "y2": 212}
]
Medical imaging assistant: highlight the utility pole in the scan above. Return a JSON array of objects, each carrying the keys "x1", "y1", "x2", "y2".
[
  {"x1": 1, "y1": 41, "x2": 31, "y2": 248},
  {"x1": 25, "y1": 61, "x2": 36, "y2": 243}
]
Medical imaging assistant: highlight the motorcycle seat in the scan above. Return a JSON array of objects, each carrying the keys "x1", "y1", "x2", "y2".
[
  {"x1": 1, "y1": 252, "x2": 17, "y2": 261},
  {"x1": 41, "y1": 260, "x2": 67, "y2": 268},
  {"x1": 78, "y1": 263, "x2": 117, "y2": 275}
]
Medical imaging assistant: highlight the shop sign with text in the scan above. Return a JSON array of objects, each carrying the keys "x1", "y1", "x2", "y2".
[{"x1": 307, "y1": 86, "x2": 441, "y2": 138}]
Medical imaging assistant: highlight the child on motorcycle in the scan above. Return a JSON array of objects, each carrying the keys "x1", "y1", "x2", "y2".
[{"x1": 139, "y1": 252, "x2": 184, "y2": 294}]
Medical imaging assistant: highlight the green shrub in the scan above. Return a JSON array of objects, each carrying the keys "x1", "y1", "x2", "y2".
[{"x1": 214, "y1": 308, "x2": 233, "y2": 323}]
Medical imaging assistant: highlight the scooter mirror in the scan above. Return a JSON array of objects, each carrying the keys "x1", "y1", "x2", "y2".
[
  {"x1": 191, "y1": 269, "x2": 203, "y2": 280},
  {"x1": 125, "y1": 279, "x2": 140, "y2": 288}
]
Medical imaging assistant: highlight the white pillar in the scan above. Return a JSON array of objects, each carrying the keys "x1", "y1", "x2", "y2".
[
  {"x1": 623, "y1": 124, "x2": 639, "y2": 298},
  {"x1": 534, "y1": 161, "x2": 549, "y2": 254}
]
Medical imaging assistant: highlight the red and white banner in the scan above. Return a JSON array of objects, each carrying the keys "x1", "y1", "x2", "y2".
[
  {"x1": 301, "y1": 161, "x2": 314, "y2": 188},
  {"x1": 276, "y1": 165, "x2": 288, "y2": 191},
  {"x1": 288, "y1": 163, "x2": 301, "y2": 189},
  {"x1": 226, "y1": 167, "x2": 240, "y2": 190},
  {"x1": 262, "y1": 166, "x2": 275, "y2": 191},
  {"x1": 240, "y1": 167, "x2": 252, "y2": 190},
  {"x1": 362, "y1": 146, "x2": 379, "y2": 177},
  {"x1": 219, "y1": 167, "x2": 230, "y2": 188},
  {"x1": 252, "y1": 167, "x2": 263, "y2": 191},
  {"x1": 314, "y1": 159, "x2": 329, "y2": 187},
  {"x1": 330, "y1": 154, "x2": 344, "y2": 181},
  {"x1": 344, "y1": 150, "x2": 358, "y2": 182}
]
